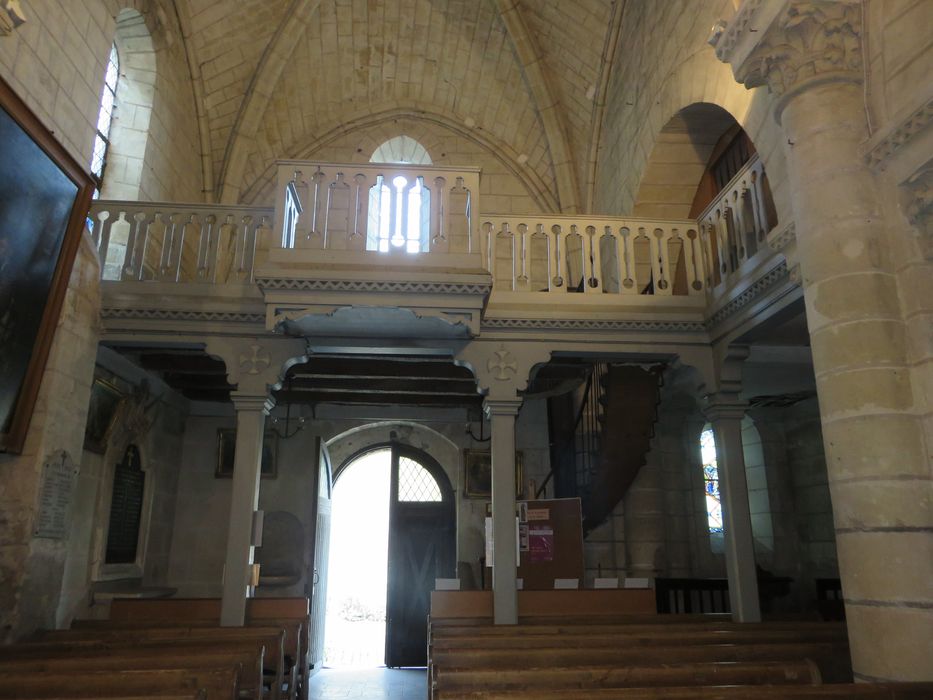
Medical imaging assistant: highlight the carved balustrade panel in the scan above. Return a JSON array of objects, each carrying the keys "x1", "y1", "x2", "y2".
[
  {"x1": 89, "y1": 201, "x2": 274, "y2": 284},
  {"x1": 273, "y1": 161, "x2": 480, "y2": 255},
  {"x1": 697, "y1": 154, "x2": 778, "y2": 293},
  {"x1": 479, "y1": 215, "x2": 706, "y2": 298}
]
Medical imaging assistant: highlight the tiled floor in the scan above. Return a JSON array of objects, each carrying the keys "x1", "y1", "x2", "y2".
[{"x1": 309, "y1": 666, "x2": 428, "y2": 699}]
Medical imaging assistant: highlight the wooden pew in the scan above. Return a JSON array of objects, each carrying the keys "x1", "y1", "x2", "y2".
[
  {"x1": 434, "y1": 683, "x2": 933, "y2": 700},
  {"x1": 0, "y1": 667, "x2": 238, "y2": 699},
  {"x1": 0, "y1": 645, "x2": 264, "y2": 700},
  {"x1": 433, "y1": 659, "x2": 823, "y2": 693},
  {"x1": 38, "y1": 628, "x2": 290, "y2": 700},
  {"x1": 101, "y1": 597, "x2": 310, "y2": 700}
]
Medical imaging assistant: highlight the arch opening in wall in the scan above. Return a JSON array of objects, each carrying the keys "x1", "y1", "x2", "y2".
[
  {"x1": 626, "y1": 103, "x2": 778, "y2": 293},
  {"x1": 366, "y1": 136, "x2": 433, "y2": 253},
  {"x1": 323, "y1": 441, "x2": 454, "y2": 668},
  {"x1": 97, "y1": 8, "x2": 157, "y2": 279}
]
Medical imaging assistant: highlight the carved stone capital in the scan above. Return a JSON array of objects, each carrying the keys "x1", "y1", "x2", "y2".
[
  {"x1": 205, "y1": 337, "x2": 307, "y2": 397},
  {"x1": 713, "y1": 0, "x2": 862, "y2": 120},
  {"x1": 902, "y1": 165, "x2": 933, "y2": 261},
  {"x1": 456, "y1": 340, "x2": 551, "y2": 402}
]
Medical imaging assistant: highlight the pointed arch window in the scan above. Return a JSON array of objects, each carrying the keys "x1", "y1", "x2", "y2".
[{"x1": 91, "y1": 43, "x2": 120, "y2": 198}]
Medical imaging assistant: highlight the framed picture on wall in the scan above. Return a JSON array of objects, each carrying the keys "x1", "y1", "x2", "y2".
[
  {"x1": 216, "y1": 429, "x2": 278, "y2": 479},
  {"x1": 0, "y1": 76, "x2": 95, "y2": 453},
  {"x1": 464, "y1": 449, "x2": 524, "y2": 499},
  {"x1": 83, "y1": 377, "x2": 124, "y2": 454}
]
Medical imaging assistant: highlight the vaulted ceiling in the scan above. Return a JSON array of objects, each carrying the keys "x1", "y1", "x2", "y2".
[{"x1": 174, "y1": 0, "x2": 622, "y2": 212}]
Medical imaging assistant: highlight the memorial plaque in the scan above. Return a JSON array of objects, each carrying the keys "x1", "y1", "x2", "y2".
[{"x1": 34, "y1": 450, "x2": 76, "y2": 539}]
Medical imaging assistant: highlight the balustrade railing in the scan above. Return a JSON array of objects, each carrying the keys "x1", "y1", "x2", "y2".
[
  {"x1": 89, "y1": 201, "x2": 274, "y2": 283},
  {"x1": 273, "y1": 160, "x2": 480, "y2": 255},
  {"x1": 479, "y1": 215, "x2": 706, "y2": 297},
  {"x1": 90, "y1": 155, "x2": 780, "y2": 311},
  {"x1": 697, "y1": 153, "x2": 777, "y2": 292}
]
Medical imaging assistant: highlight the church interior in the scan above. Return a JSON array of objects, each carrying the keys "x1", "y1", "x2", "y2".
[{"x1": 0, "y1": 0, "x2": 931, "y2": 698}]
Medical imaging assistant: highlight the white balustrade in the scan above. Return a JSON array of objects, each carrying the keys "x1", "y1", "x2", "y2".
[
  {"x1": 697, "y1": 154, "x2": 777, "y2": 292},
  {"x1": 273, "y1": 160, "x2": 480, "y2": 255},
  {"x1": 89, "y1": 201, "x2": 274, "y2": 283},
  {"x1": 479, "y1": 216, "x2": 706, "y2": 297}
]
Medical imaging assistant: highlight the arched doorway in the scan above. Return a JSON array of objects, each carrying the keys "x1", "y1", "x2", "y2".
[{"x1": 324, "y1": 442, "x2": 455, "y2": 668}]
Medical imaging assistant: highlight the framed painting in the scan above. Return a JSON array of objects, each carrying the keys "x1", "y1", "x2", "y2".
[
  {"x1": 0, "y1": 76, "x2": 95, "y2": 453},
  {"x1": 83, "y1": 377, "x2": 124, "y2": 454},
  {"x1": 464, "y1": 449, "x2": 524, "y2": 499},
  {"x1": 216, "y1": 428, "x2": 278, "y2": 479}
]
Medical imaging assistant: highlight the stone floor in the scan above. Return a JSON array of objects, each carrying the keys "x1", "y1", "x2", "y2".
[{"x1": 309, "y1": 667, "x2": 428, "y2": 699}]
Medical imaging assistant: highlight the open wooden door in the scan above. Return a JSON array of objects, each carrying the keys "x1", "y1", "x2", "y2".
[
  {"x1": 384, "y1": 447, "x2": 455, "y2": 667},
  {"x1": 307, "y1": 437, "x2": 332, "y2": 674}
]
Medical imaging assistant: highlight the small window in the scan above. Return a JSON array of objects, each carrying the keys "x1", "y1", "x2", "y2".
[
  {"x1": 91, "y1": 43, "x2": 120, "y2": 198},
  {"x1": 105, "y1": 444, "x2": 145, "y2": 564},
  {"x1": 398, "y1": 455, "x2": 442, "y2": 502},
  {"x1": 367, "y1": 137, "x2": 432, "y2": 253},
  {"x1": 700, "y1": 428, "x2": 723, "y2": 535}
]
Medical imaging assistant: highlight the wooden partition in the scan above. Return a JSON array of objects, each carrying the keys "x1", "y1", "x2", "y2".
[{"x1": 431, "y1": 589, "x2": 656, "y2": 621}]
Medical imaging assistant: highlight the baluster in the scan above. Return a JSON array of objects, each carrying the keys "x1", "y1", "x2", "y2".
[
  {"x1": 684, "y1": 229, "x2": 704, "y2": 294},
  {"x1": 308, "y1": 169, "x2": 325, "y2": 245},
  {"x1": 481, "y1": 222, "x2": 494, "y2": 274},
  {"x1": 651, "y1": 228, "x2": 667, "y2": 294},
  {"x1": 516, "y1": 223, "x2": 528, "y2": 288},
  {"x1": 171, "y1": 213, "x2": 191, "y2": 282},
  {"x1": 94, "y1": 209, "x2": 114, "y2": 273},
  {"x1": 350, "y1": 173, "x2": 368, "y2": 247},
  {"x1": 432, "y1": 176, "x2": 447, "y2": 251},
  {"x1": 128, "y1": 211, "x2": 154, "y2": 281},
  {"x1": 751, "y1": 165, "x2": 767, "y2": 242},
  {"x1": 551, "y1": 224, "x2": 564, "y2": 290},
  {"x1": 584, "y1": 225, "x2": 600, "y2": 293},
  {"x1": 197, "y1": 213, "x2": 218, "y2": 282},
  {"x1": 620, "y1": 226, "x2": 635, "y2": 294}
]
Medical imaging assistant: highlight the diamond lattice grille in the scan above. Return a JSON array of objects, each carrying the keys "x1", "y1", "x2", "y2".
[{"x1": 398, "y1": 456, "x2": 442, "y2": 502}]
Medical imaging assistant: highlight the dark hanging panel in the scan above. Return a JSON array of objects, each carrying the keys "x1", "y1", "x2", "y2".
[{"x1": 104, "y1": 444, "x2": 145, "y2": 564}]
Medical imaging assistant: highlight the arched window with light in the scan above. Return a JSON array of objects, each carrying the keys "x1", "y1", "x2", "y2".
[
  {"x1": 367, "y1": 136, "x2": 433, "y2": 253},
  {"x1": 700, "y1": 426, "x2": 724, "y2": 541},
  {"x1": 91, "y1": 43, "x2": 119, "y2": 198}
]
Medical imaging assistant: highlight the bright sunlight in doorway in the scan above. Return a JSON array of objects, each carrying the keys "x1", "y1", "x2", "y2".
[{"x1": 323, "y1": 448, "x2": 391, "y2": 667}]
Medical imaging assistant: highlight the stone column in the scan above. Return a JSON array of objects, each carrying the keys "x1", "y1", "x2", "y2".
[
  {"x1": 456, "y1": 341, "x2": 551, "y2": 625},
  {"x1": 205, "y1": 338, "x2": 307, "y2": 627},
  {"x1": 485, "y1": 398, "x2": 522, "y2": 625},
  {"x1": 714, "y1": 0, "x2": 933, "y2": 679},
  {"x1": 705, "y1": 395, "x2": 761, "y2": 623},
  {"x1": 220, "y1": 392, "x2": 272, "y2": 626}
]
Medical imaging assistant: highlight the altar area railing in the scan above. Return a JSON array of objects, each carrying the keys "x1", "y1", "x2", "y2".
[{"x1": 89, "y1": 155, "x2": 779, "y2": 311}]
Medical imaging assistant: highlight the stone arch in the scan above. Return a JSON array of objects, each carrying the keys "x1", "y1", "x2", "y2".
[
  {"x1": 101, "y1": 7, "x2": 156, "y2": 201},
  {"x1": 325, "y1": 421, "x2": 460, "y2": 496},
  {"x1": 239, "y1": 105, "x2": 561, "y2": 213},
  {"x1": 370, "y1": 135, "x2": 433, "y2": 165},
  {"x1": 633, "y1": 103, "x2": 741, "y2": 220},
  {"x1": 597, "y1": 49, "x2": 789, "y2": 225}
]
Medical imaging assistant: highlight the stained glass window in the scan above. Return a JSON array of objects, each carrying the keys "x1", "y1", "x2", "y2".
[
  {"x1": 91, "y1": 44, "x2": 120, "y2": 199},
  {"x1": 700, "y1": 428, "x2": 723, "y2": 534},
  {"x1": 398, "y1": 455, "x2": 442, "y2": 502}
]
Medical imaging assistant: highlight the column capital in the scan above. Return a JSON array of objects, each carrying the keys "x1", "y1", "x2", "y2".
[
  {"x1": 231, "y1": 392, "x2": 275, "y2": 415},
  {"x1": 205, "y1": 337, "x2": 307, "y2": 396},
  {"x1": 456, "y1": 340, "x2": 551, "y2": 402},
  {"x1": 483, "y1": 398, "x2": 523, "y2": 418},
  {"x1": 703, "y1": 393, "x2": 750, "y2": 422},
  {"x1": 711, "y1": 0, "x2": 862, "y2": 122}
]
